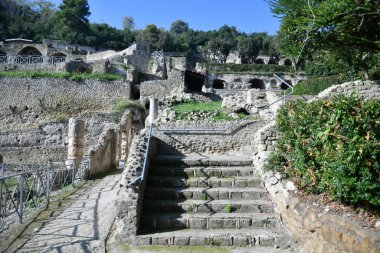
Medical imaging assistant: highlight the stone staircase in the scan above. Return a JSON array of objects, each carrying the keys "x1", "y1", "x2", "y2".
[{"x1": 136, "y1": 155, "x2": 290, "y2": 248}]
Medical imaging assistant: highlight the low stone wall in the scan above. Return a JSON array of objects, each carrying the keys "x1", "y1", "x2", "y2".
[
  {"x1": 87, "y1": 110, "x2": 143, "y2": 176},
  {"x1": 114, "y1": 128, "x2": 157, "y2": 244},
  {"x1": 316, "y1": 80, "x2": 380, "y2": 100},
  {"x1": 154, "y1": 119, "x2": 268, "y2": 155}
]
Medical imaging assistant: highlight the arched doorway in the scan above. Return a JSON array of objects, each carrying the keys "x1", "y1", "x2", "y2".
[
  {"x1": 17, "y1": 46, "x2": 43, "y2": 64},
  {"x1": 50, "y1": 52, "x2": 67, "y2": 64},
  {"x1": 249, "y1": 78, "x2": 265, "y2": 89},
  {"x1": 281, "y1": 80, "x2": 293, "y2": 90},
  {"x1": 213, "y1": 79, "x2": 225, "y2": 89},
  {"x1": 184, "y1": 70, "x2": 205, "y2": 92}
]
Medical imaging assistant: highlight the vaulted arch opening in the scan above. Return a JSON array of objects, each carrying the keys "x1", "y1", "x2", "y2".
[
  {"x1": 281, "y1": 80, "x2": 293, "y2": 90},
  {"x1": 184, "y1": 70, "x2": 205, "y2": 92},
  {"x1": 50, "y1": 52, "x2": 67, "y2": 64},
  {"x1": 213, "y1": 79, "x2": 225, "y2": 89},
  {"x1": 0, "y1": 51, "x2": 7, "y2": 63},
  {"x1": 17, "y1": 46, "x2": 42, "y2": 64},
  {"x1": 249, "y1": 78, "x2": 265, "y2": 89}
]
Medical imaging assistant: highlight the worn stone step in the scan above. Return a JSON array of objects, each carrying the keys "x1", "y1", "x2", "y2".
[
  {"x1": 144, "y1": 187, "x2": 268, "y2": 200},
  {"x1": 147, "y1": 176, "x2": 262, "y2": 188},
  {"x1": 149, "y1": 166, "x2": 256, "y2": 178},
  {"x1": 153, "y1": 155, "x2": 253, "y2": 167},
  {"x1": 142, "y1": 199, "x2": 274, "y2": 214},
  {"x1": 135, "y1": 228, "x2": 288, "y2": 247},
  {"x1": 140, "y1": 212, "x2": 279, "y2": 230}
]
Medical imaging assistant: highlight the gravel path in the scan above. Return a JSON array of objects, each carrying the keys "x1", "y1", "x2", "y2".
[{"x1": 4, "y1": 170, "x2": 121, "y2": 253}]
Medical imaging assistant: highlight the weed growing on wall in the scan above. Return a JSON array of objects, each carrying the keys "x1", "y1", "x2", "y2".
[
  {"x1": 292, "y1": 75, "x2": 350, "y2": 95},
  {"x1": 112, "y1": 99, "x2": 145, "y2": 123},
  {"x1": 267, "y1": 95, "x2": 380, "y2": 207}
]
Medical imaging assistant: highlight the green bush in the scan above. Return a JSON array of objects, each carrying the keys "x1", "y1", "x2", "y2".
[
  {"x1": 204, "y1": 63, "x2": 294, "y2": 74},
  {"x1": 268, "y1": 96, "x2": 380, "y2": 207},
  {"x1": 292, "y1": 76, "x2": 350, "y2": 95}
]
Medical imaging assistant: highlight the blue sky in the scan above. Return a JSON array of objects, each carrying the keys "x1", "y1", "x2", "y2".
[{"x1": 49, "y1": 0, "x2": 280, "y2": 35}]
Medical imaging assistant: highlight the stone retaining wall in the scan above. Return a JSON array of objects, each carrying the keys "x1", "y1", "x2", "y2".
[
  {"x1": 0, "y1": 77, "x2": 131, "y2": 126},
  {"x1": 315, "y1": 80, "x2": 380, "y2": 100},
  {"x1": 115, "y1": 128, "x2": 157, "y2": 244},
  {"x1": 154, "y1": 119, "x2": 268, "y2": 155}
]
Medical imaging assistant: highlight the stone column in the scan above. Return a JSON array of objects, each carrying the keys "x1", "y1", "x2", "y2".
[
  {"x1": 149, "y1": 98, "x2": 158, "y2": 124},
  {"x1": 67, "y1": 118, "x2": 85, "y2": 167}
]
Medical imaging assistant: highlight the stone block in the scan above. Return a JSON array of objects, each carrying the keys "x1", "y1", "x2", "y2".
[
  {"x1": 220, "y1": 180, "x2": 232, "y2": 187},
  {"x1": 174, "y1": 237, "x2": 190, "y2": 246},
  {"x1": 239, "y1": 218, "x2": 252, "y2": 228},
  {"x1": 223, "y1": 219, "x2": 237, "y2": 228},
  {"x1": 212, "y1": 236, "x2": 232, "y2": 246},
  {"x1": 136, "y1": 237, "x2": 151, "y2": 246},
  {"x1": 151, "y1": 237, "x2": 169, "y2": 246},
  {"x1": 233, "y1": 236, "x2": 250, "y2": 246},
  {"x1": 235, "y1": 179, "x2": 247, "y2": 187},
  {"x1": 189, "y1": 218, "x2": 207, "y2": 229},
  {"x1": 189, "y1": 237, "x2": 205, "y2": 246},
  {"x1": 209, "y1": 218, "x2": 224, "y2": 229}
]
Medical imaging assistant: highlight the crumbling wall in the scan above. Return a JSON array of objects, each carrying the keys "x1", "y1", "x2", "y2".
[{"x1": 315, "y1": 80, "x2": 380, "y2": 100}]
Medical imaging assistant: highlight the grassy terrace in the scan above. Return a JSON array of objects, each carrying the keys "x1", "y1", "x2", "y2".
[{"x1": 0, "y1": 70, "x2": 122, "y2": 81}]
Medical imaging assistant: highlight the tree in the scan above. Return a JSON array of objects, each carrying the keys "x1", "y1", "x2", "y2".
[
  {"x1": 122, "y1": 16, "x2": 134, "y2": 30},
  {"x1": 55, "y1": 0, "x2": 91, "y2": 44},
  {"x1": 266, "y1": 0, "x2": 380, "y2": 78},
  {"x1": 169, "y1": 20, "x2": 189, "y2": 35},
  {"x1": 237, "y1": 36, "x2": 261, "y2": 63}
]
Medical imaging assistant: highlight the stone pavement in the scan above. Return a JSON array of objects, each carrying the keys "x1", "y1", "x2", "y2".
[{"x1": 3, "y1": 170, "x2": 121, "y2": 253}]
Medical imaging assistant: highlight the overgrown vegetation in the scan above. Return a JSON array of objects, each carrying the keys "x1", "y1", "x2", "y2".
[
  {"x1": 0, "y1": 71, "x2": 122, "y2": 81},
  {"x1": 173, "y1": 101, "x2": 245, "y2": 122},
  {"x1": 111, "y1": 99, "x2": 145, "y2": 123},
  {"x1": 267, "y1": 96, "x2": 380, "y2": 208},
  {"x1": 205, "y1": 63, "x2": 293, "y2": 74},
  {"x1": 292, "y1": 76, "x2": 350, "y2": 95}
]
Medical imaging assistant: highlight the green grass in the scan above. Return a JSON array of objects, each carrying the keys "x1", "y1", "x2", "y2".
[
  {"x1": 112, "y1": 99, "x2": 145, "y2": 123},
  {"x1": 174, "y1": 101, "x2": 222, "y2": 113},
  {"x1": 0, "y1": 70, "x2": 122, "y2": 81}
]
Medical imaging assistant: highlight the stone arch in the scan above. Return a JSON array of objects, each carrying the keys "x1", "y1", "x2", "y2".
[
  {"x1": 280, "y1": 80, "x2": 293, "y2": 90},
  {"x1": 255, "y1": 58, "x2": 265, "y2": 64},
  {"x1": 249, "y1": 78, "x2": 265, "y2": 89},
  {"x1": 213, "y1": 79, "x2": 225, "y2": 89},
  {"x1": 50, "y1": 52, "x2": 67, "y2": 64},
  {"x1": 17, "y1": 46, "x2": 42, "y2": 56},
  {"x1": 184, "y1": 70, "x2": 205, "y2": 92},
  {"x1": 17, "y1": 46, "x2": 43, "y2": 64}
]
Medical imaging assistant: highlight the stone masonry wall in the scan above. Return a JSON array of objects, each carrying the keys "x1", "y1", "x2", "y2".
[
  {"x1": 0, "y1": 77, "x2": 130, "y2": 121},
  {"x1": 154, "y1": 119, "x2": 268, "y2": 155},
  {"x1": 115, "y1": 128, "x2": 157, "y2": 244},
  {"x1": 315, "y1": 80, "x2": 380, "y2": 100}
]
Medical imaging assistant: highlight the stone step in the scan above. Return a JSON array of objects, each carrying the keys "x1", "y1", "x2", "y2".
[
  {"x1": 135, "y1": 228, "x2": 288, "y2": 247},
  {"x1": 145, "y1": 187, "x2": 268, "y2": 200},
  {"x1": 142, "y1": 199, "x2": 274, "y2": 214},
  {"x1": 140, "y1": 212, "x2": 279, "y2": 230},
  {"x1": 149, "y1": 166, "x2": 256, "y2": 178},
  {"x1": 147, "y1": 176, "x2": 262, "y2": 188},
  {"x1": 153, "y1": 155, "x2": 253, "y2": 167}
]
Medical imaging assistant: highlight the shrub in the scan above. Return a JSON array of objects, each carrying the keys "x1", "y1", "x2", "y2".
[
  {"x1": 292, "y1": 75, "x2": 350, "y2": 95},
  {"x1": 268, "y1": 96, "x2": 380, "y2": 207}
]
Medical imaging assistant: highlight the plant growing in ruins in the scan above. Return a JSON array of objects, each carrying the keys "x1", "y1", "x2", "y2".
[
  {"x1": 268, "y1": 95, "x2": 380, "y2": 207},
  {"x1": 111, "y1": 99, "x2": 145, "y2": 123},
  {"x1": 224, "y1": 204, "x2": 233, "y2": 213}
]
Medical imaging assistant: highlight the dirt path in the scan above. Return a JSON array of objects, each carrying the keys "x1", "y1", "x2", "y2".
[{"x1": 4, "y1": 170, "x2": 121, "y2": 253}]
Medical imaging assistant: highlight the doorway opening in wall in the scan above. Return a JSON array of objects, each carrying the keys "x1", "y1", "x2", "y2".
[
  {"x1": 132, "y1": 84, "x2": 141, "y2": 100},
  {"x1": 249, "y1": 79, "x2": 265, "y2": 89},
  {"x1": 281, "y1": 80, "x2": 293, "y2": 90},
  {"x1": 184, "y1": 70, "x2": 205, "y2": 92},
  {"x1": 235, "y1": 108, "x2": 250, "y2": 115},
  {"x1": 213, "y1": 79, "x2": 225, "y2": 89}
]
